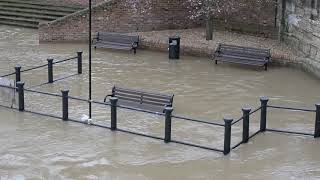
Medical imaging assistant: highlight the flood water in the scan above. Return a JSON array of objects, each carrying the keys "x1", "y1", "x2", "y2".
[{"x1": 0, "y1": 25, "x2": 320, "y2": 179}]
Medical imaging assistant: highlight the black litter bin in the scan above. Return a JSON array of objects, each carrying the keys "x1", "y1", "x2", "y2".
[{"x1": 169, "y1": 36, "x2": 180, "y2": 59}]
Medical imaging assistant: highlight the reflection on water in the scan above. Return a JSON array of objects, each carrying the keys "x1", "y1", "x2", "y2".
[{"x1": 0, "y1": 25, "x2": 320, "y2": 179}]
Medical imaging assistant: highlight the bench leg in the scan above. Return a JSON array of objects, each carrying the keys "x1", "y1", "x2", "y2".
[
  {"x1": 264, "y1": 64, "x2": 268, "y2": 71},
  {"x1": 215, "y1": 60, "x2": 218, "y2": 65}
]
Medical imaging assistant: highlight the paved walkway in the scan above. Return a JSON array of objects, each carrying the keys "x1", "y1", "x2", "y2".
[{"x1": 132, "y1": 28, "x2": 298, "y2": 64}]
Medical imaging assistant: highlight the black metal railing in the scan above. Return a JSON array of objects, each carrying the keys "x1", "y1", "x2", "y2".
[
  {"x1": 266, "y1": 104, "x2": 318, "y2": 137},
  {"x1": 0, "y1": 82, "x2": 319, "y2": 155},
  {"x1": 1, "y1": 55, "x2": 320, "y2": 155},
  {"x1": 0, "y1": 51, "x2": 82, "y2": 89}
]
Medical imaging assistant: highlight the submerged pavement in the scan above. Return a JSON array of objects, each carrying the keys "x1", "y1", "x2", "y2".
[{"x1": 132, "y1": 28, "x2": 298, "y2": 65}]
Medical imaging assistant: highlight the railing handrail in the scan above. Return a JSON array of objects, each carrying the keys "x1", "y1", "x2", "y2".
[
  {"x1": 232, "y1": 106, "x2": 262, "y2": 126},
  {"x1": 0, "y1": 83, "x2": 17, "y2": 90},
  {"x1": 0, "y1": 72, "x2": 15, "y2": 78},
  {"x1": 52, "y1": 56, "x2": 78, "y2": 65},
  {"x1": 267, "y1": 105, "x2": 316, "y2": 112},
  {"x1": 172, "y1": 114, "x2": 224, "y2": 127},
  {"x1": 0, "y1": 55, "x2": 78, "y2": 77}
]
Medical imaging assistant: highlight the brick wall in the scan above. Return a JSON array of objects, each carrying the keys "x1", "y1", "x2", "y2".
[
  {"x1": 39, "y1": 0, "x2": 277, "y2": 42},
  {"x1": 283, "y1": 0, "x2": 320, "y2": 77},
  {"x1": 39, "y1": 0, "x2": 200, "y2": 42},
  {"x1": 34, "y1": 0, "x2": 106, "y2": 7},
  {"x1": 209, "y1": 0, "x2": 277, "y2": 36}
]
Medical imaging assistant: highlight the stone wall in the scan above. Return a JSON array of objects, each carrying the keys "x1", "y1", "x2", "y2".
[
  {"x1": 283, "y1": 0, "x2": 320, "y2": 77},
  {"x1": 39, "y1": 0, "x2": 277, "y2": 42}
]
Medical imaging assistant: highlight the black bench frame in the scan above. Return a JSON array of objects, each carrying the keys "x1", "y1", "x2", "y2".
[
  {"x1": 213, "y1": 44, "x2": 271, "y2": 70},
  {"x1": 104, "y1": 86, "x2": 174, "y2": 113},
  {"x1": 92, "y1": 32, "x2": 139, "y2": 54}
]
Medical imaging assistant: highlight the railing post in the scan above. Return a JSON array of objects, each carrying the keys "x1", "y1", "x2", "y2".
[
  {"x1": 164, "y1": 107, "x2": 173, "y2": 143},
  {"x1": 47, "y1": 58, "x2": 53, "y2": 83},
  {"x1": 223, "y1": 117, "x2": 233, "y2": 155},
  {"x1": 15, "y1": 65, "x2": 21, "y2": 87},
  {"x1": 16, "y1": 81, "x2": 24, "y2": 111},
  {"x1": 260, "y1": 97, "x2": 269, "y2": 132},
  {"x1": 242, "y1": 107, "x2": 251, "y2": 143},
  {"x1": 61, "y1": 90, "x2": 69, "y2": 121},
  {"x1": 77, "y1": 51, "x2": 83, "y2": 74},
  {"x1": 110, "y1": 97, "x2": 118, "y2": 131},
  {"x1": 314, "y1": 103, "x2": 320, "y2": 138}
]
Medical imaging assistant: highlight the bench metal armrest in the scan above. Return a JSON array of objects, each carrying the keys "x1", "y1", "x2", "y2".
[
  {"x1": 132, "y1": 42, "x2": 138, "y2": 48},
  {"x1": 212, "y1": 51, "x2": 220, "y2": 60},
  {"x1": 103, "y1": 94, "x2": 113, "y2": 102},
  {"x1": 92, "y1": 39, "x2": 97, "y2": 44}
]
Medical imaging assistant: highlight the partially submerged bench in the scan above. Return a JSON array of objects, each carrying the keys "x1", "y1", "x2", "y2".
[
  {"x1": 104, "y1": 86, "x2": 174, "y2": 113},
  {"x1": 92, "y1": 32, "x2": 139, "y2": 54},
  {"x1": 213, "y1": 44, "x2": 271, "y2": 70}
]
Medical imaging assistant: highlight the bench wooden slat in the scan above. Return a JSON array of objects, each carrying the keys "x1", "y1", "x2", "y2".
[
  {"x1": 105, "y1": 86, "x2": 174, "y2": 113},
  {"x1": 115, "y1": 87, "x2": 173, "y2": 100},
  {"x1": 95, "y1": 44, "x2": 132, "y2": 50},
  {"x1": 117, "y1": 100, "x2": 165, "y2": 113},
  {"x1": 215, "y1": 57, "x2": 267, "y2": 66},
  {"x1": 216, "y1": 54, "x2": 268, "y2": 62},
  {"x1": 213, "y1": 43, "x2": 271, "y2": 70},
  {"x1": 96, "y1": 41, "x2": 133, "y2": 46},
  {"x1": 220, "y1": 48, "x2": 269, "y2": 55},
  {"x1": 220, "y1": 44, "x2": 270, "y2": 53},
  {"x1": 116, "y1": 95, "x2": 169, "y2": 107},
  {"x1": 114, "y1": 92, "x2": 171, "y2": 104},
  {"x1": 93, "y1": 32, "x2": 139, "y2": 53}
]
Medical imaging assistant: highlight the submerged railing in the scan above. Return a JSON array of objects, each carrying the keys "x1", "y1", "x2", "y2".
[
  {"x1": 0, "y1": 54, "x2": 319, "y2": 155},
  {"x1": 1, "y1": 81, "x2": 319, "y2": 155},
  {"x1": 0, "y1": 51, "x2": 83, "y2": 89}
]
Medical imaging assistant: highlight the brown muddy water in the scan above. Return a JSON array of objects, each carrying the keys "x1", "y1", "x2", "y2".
[{"x1": 0, "y1": 25, "x2": 320, "y2": 179}]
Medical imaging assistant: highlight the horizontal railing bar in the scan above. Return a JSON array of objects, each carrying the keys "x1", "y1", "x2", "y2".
[
  {"x1": 68, "y1": 118, "x2": 88, "y2": 124},
  {"x1": 24, "y1": 88, "x2": 62, "y2": 97},
  {"x1": 68, "y1": 95, "x2": 90, "y2": 103},
  {"x1": 68, "y1": 118, "x2": 112, "y2": 130},
  {"x1": 91, "y1": 122, "x2": 111, "y2": 129},
  {"x1": 117, "y1": 104, "x2": 165, "y2": 116},
  {"x1": 0, "y1": 83, "x2": 17, "y2": 90},
  {"x1": 268, "y1": 105, "x2": 316, "y2": 112},
  {"x1": 249, "y1": 130, "x2": 261, "y2": 139},
  {"x1": 25, "y1": 82, "x2": 49, "y2": 89},
  {"x1": 21, "y1": 64, "x2": 47, "y2": 73},
  {"x1": 117, "y1": 128, "x2": 165, "y2": 140},
  {"x1": 231, "y1": 117, "x2": 243, "y2": 125},
  {"x1": 24, "y1": 70, "x2": 78, "y2": 90},
  {"x1": 232, "y1": 141, "x2": 243, "y2": 149},
  {"x1": 18, "y1": 56, "x2": 77, "y2": 73},
  {"x1": 266, "y1": 128, "x2": 314, "y2": 136},
  {"x1": 232, "y1": 106, "x2": 262, "y2": 126},
  {"x1": 0, "y1": 72, "x2": 15, "y2": 78},
  {"x1": 0, "y1": 104, "x2": 17, "y2": 110},
  {"x1": 53, "y1": 56, "x2": 77, "y2": 65},
  {"x1": 172, "y1": 115, "x2": 224, "y2": 127},
  {"x1": 249, "y1": 106, "x2": 262, "y2": 115},
  {"x1": 171, "y1": 140, "x2": 224, "y2": 152},
  {"x1": 91, "y1": 100, "x2": 111, "y2": 106},
  {"x1": 1, "y1": 105, "x2": 61, "y2": 121},
  {"x1": 24, "y1": 109, "x2": 61, "y2": 119},
  {"x1": 52, "y1": 73, "x2": 78, "y2": 83}
]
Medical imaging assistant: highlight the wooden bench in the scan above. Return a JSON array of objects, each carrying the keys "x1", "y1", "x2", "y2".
[
  {"x1": 92, "y1": 32, "x2": 139, "y2": 54},
  {"x1": 104, "y1": 86, "x2": 174, "y2": 113},
  {"x1": 212, "y1": 44, "x2": 271, "y2": 70}
]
